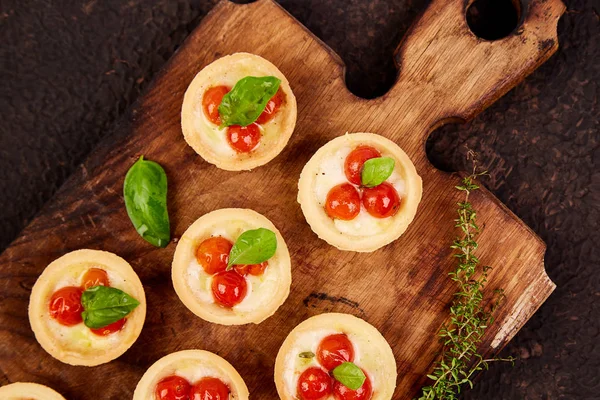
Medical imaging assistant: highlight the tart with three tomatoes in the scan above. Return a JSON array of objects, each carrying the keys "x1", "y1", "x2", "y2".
[
  {"x1": 0, "y1": 382, "x2": 66, "y2": 400},
  {"x1": 133, "y1": 350, "x2": 249, "y2": 400},
  {"x1": 181, "y1": 52, "x2": 297, "y2": 171},
  {"x1": 28, "y1": 249, "x2": 146, "y2": 366},
  {"x1": 298, "y1": 133, "x2": 422, "y2": 252},
  {"x1": 275, "y1": 313, "x2": 397, "y2": 400},
  {"x1": 172, "y1": 208, "x2": 291, "y2": 325}
]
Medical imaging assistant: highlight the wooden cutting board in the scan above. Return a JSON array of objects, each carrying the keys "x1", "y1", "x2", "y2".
[{"x1": 0, "y1": 0, "x2": 565, "y2": 398}]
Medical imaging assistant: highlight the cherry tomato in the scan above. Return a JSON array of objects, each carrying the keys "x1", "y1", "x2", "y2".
[
  {"x1": 202, "y1": 85, "x2": 230, "y2": 125},
  {"x1": 189, "y1": 377, "x2": 230, "y2": 400},
  {"x1": 344, "y1": 146, "x2": 381, "y2": 185},
  {"x1": 325, "y1": 183, "x2": 361, "y2": 220},
  {"x1": 333, "y1": 372, "x2": 373, "y2": 400},
  {"x1": 155, "y1": 375, "x2": 191, "y2": 400},
  {"x1": 362, "y1": 182, "x2": 401, "y2": 218},
  {"x1": 211, "y1": 270, "x2": 247, "y2": 308},
  {"x1": 196, "y1": 237, "x2": 233, "y2": 274},
  {"x1": 90, "y1": 318, "x2": 126, "y2": 336},
  {"x1": 297, "y1": 367, "x2": 332, "y2": 400},
  {"x1": 48, "y1": 286, "x2": 83, "y2": 326},
  {"x1": 255, "y1": 89, "x2": 284, "y2": 124},
  {"x1": 233, "y1": 261, "x2": 268, "y2": 276},
  {"x1": 82, "y1": 267, "x2": 109, "y2": 290},
  {"x1": 317, "y1": 333, "x2": 355, "y2": 371},
  {"x1": 226, "y1": 124, "x2": 261, "y2": 153}
]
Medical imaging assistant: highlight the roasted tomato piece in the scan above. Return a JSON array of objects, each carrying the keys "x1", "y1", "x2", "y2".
[{"x1": 48, "y1": 286, "x2": 83, "y2": 326}]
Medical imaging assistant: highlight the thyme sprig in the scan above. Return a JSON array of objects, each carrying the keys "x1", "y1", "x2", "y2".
[{"x1": 417, "y1": 155, "x2": 514, "y2": 400}]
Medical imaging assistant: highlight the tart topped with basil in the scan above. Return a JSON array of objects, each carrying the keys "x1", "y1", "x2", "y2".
[
  {"x1": 181, "y1": 52, "x2": 297, "y2": 171},
  {"x1": 172, "y1": 208, "x2": 291, "y2": 325},
  {"x1": 298, "y1": 132, "x2": 422, "y2": 252},
  {"x1": 28, "y1": 249, "x2": 146, "y2": 366},
  {"x1": 133, "y1": 350, "x2": 249, "y2": 400},
  {"x1": 275, "y1": 313, "x2": 397, "y2": 400},
  {"x1": 0, "y1": 382, "x2": 66, "y2": 400}
]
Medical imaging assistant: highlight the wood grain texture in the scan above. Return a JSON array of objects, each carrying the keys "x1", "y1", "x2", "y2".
[{"x1": 0, "y1": 0, "x2": 564, "y2": 398}]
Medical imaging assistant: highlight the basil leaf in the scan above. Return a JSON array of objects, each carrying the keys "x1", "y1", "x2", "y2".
[
  {"x1": 124, "y1": 156, "x2": 170, "y2": 247},
  {"x1": 332, "y1": 362, "x2": 366, "y2": 391},
  {"x1": 299, "y1": 351, "x2": 315, "y2": 359},
  {"x1": 218, "y1": 76, "x2": 281, "y2": 127},
  {"x1": 361, "y1": 156, "x2": 395, "y2": 188},
  {"x1": 227, "y1": 228, "x2": 277, "y2": 268},
  {"x1": 81, "y1": 286, "x2": 140, "y2": 329}
]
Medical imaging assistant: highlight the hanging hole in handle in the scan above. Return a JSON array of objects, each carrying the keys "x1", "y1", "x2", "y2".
[{"x1": 466, "y1": 0, "x2": 522, "y2": 40}]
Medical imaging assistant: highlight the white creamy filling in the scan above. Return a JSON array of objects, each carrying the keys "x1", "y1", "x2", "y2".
[
  {"x1": 192, "y1": 62, "x2": 286, "y2": 157},
  {"x1": 172, "y1": 362, "x2": 231, "y2": 387},
  {"x1": 185, "y1": 222, "x2": 282, "y2": 314},
  {"x1": 47, "y1": 266, "x2": 130, "y2": 350},
  {"x1": 150, "y1": 362, "x2": 238, "y2": 398},
  {"x1": 313, "y1": 146, "x2": 406, "y2": 236},
  {"x1": 282, "y1": 329, "x2": 379, "y2": 399}
]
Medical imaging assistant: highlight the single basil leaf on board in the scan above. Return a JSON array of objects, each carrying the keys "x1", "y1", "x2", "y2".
[
  {"x1": 218, "y1": 76, "x2": 281, "y2": 127},
  {"x1": 227, "y1": 228, "x2": 277, "y2": 268},
  {"x1": 124, "y1": 156, "x2": 170, "y2": 247},
  {"x1": 361, "y1": 156, "x2": 395, "y2": 188},
  {"x1": 332, "y1": 362, "x2": 366, "y2": 391},
  {"x1": 81, "y1": 286, "x2": 140, "y2": 329},
  {"x1": 299, "y1": 351, "x2": 315, "y2": 359}
]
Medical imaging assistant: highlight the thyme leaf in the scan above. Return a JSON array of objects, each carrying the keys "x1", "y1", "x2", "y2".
[{"x1": 416, "y1": 152, "x2": 515, "y2": 400}]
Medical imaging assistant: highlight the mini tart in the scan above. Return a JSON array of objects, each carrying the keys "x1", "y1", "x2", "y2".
[
  {"x1": 28, "y1": 249, "x2": 146, "y2": 366},
  {"x1": 275, "y1": 313, "x2": 397, "y2": 400},
  {"x1": 181, "y1": 52, "x2": 297, "y2": 171},
  {"x1": 298, "y1": 132, "x2": 423, "y2": 252},
  {"x1": 133, "y1": 350, "x2": 249, "y2": 400},
  {"x1": 0, "y1": 382, "x2": 66, "y2": 400},
  {"x1": 172, "y1": 208, "x2": 291, "y2": 325}
]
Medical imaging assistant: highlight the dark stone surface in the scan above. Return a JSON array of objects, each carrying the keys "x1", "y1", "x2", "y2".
[{"x1": 0, "y1": 0, "x2": 598, "y2": 399}]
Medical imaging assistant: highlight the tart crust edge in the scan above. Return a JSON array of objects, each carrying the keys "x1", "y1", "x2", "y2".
[
  {"x1": 132, "y1": 349, "x2": 250, "y2": 400},
  {"x1": 28, "y1": 249, "x2": 147, "y2": 366},
  {"x1": 297, "y1": 132, "x2": 423, "y2": 252},
  {"x1": 172, "y1": 208, "x2": 292, "y2": 325},
  {"x1": 274, "y1": 312, "x2": 398, "y2": 400},
  {"x1": 181, "y1": 52, "x2": 298, "y2": 171},
  {"x1": 0, "y1": 382, "x2": 66, "y2": 400}
]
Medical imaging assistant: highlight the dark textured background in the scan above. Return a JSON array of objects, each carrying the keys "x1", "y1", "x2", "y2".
[{"x1": 1, "y1": 0, "x2": 598, "y2": 398}]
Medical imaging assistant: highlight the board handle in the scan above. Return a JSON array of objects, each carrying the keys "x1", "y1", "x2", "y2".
[{"x1": 387, "y1": 0, "x2": 565, "y2": 148}]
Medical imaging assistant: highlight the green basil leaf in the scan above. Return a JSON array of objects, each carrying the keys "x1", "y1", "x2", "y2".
[
  {"x1": 332, "y1": 362, "x2": 366, "y2": 391},
  {"x1": 361, "y1": 156, "x2": 395, "y2": 188},
  {"x1": 227, "y1": 228, "x2": 277, "y2": 268},
  {"x1": 124, "y1": 156, "x2": 170, "y2": 247},
  {"x1": 299, "y1": 351, "x2": 315, "y2": 359},
  {"x1": 218, "y1": 76, "x2": 281, "y2": 127},
  {"x1": 81, "y1": 286, "x2": 140, "y2": 329}
]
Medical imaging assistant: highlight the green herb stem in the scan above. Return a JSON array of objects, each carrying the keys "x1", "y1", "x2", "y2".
[{"x1": 416, "y1": 155, "x2": 514, "y2": 400}]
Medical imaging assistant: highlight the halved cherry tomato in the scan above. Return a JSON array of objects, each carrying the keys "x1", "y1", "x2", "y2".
[
  {"x1": 325, "y1": 183, "x2": 361, "y2": 220},
  {"x1": 155, "y1": 375, "x2": 191, "y2": 400},
  {"x1": 255, "y1": 89, "x2": 284, "y2": 124},
  {"x1": 48, "y1": 286, "x2": 83, "y2": 326},
  {"x1": 190, "y1": 377, "x2": 230, "y2": 400},
  {"x1": 333, "y1": 372, "x2": 373, "y2": 400},
  {"x1": 82, "y1": 267, "x2": 109, "y2": 290},
  {"x1": 211, "y1": 270, "x2": 247, "y2": 308},
  {"x1": 202, "y1": 85, "x2": 230, "y2": 125},
  {"x1": 297, "y1": 367, "x2": 332, "y2": 400},
  {"x1": 362, "y1": 182, "x2": 401, "y2": 218},
  {"x1": 196, "y1": 237, "x2": 233, "y2": 274},
  {"x1": 344, "y1": 146, "x2": 381, "y2": 185},
  {"x1": 90, "y1": 318, "x2": 126, "y2": 336},
  {"x1": 226, "y1": 124, "x2": 261, "y2": 153},
  {"x1": 317, "y1": 333, "x2": 355, "y2": 371},
  {"x1": 233, "y1": 261, "x2": 268, "y2": 276}
]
